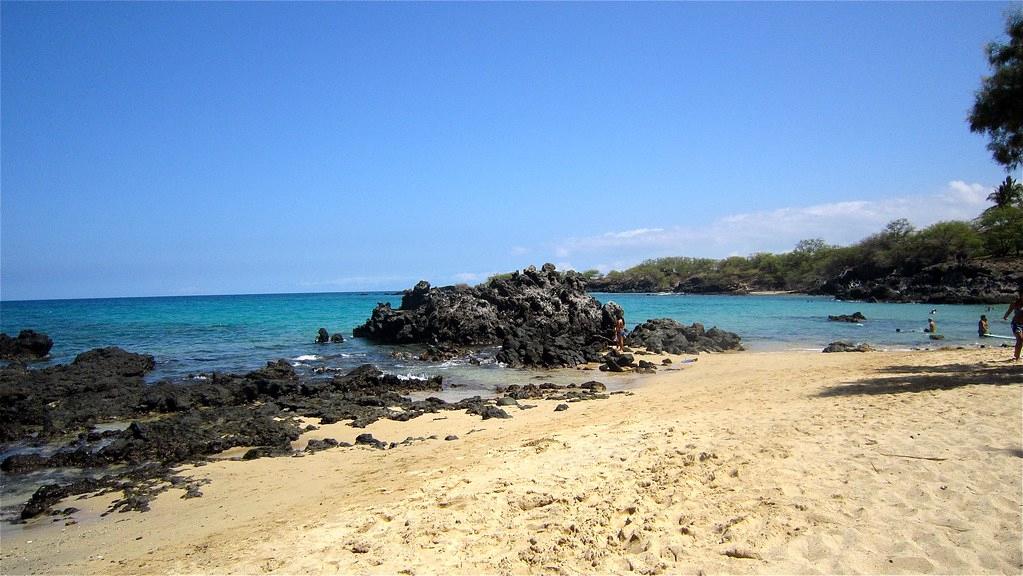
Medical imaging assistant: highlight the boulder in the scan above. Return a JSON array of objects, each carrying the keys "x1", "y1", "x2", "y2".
[
  {"x1": 626, "y1": 318, "x2": 743, "y2": 354},
  {"x1": 0, "y1": 330, "x2": 53, "y2": 361},
  {"x1": 330, "y1": 333, "x2": 344, "y2": 343},
  {"x1": 316, "y1": 328, "x2": 330, "y2": 344},
  {"x1": 354, "y1": 265, "x2": 621, "y2": 368},
  {"x1": 822, "y1": 341, "x2": 876, "y2": 353},
  {"x1": 828, "y1": 312, "x2": 866, "y2": 323}
]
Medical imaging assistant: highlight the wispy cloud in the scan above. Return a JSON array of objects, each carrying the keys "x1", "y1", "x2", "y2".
[
  {"x1": 298, "y1": 275, "x2": 415, "y2": 290},
  {"x1": 553, "y1": 180, "x2": 993, "y2": 267}
]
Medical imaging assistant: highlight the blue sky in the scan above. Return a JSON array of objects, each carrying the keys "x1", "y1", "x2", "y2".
[{"x1": 1, "y1": 2, "x2": 1018, "y2": 300}]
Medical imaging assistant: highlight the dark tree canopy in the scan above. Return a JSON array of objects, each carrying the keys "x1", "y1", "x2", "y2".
[
  {"x1": 986, "y1": 175, "x2": 1023, "y2": 210},
  {"x1": 969, "y1": 11, "x2": 1023, "y2": 171}
]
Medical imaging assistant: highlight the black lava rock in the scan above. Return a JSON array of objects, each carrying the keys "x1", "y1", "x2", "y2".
[
  {"x1": 0, "y1": 330, "x2": 53, "y2": 361},
  {"x1": 354, "y1": 265, "x2": 622, "y2": 368}
]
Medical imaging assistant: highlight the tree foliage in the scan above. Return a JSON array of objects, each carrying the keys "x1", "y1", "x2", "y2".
[
  {"x1": 975, "y1": 206, "x2": 1023, "y2": 256},
  {"x1": 589, "y1": 217, "x2": 1006, "y2": 293},
  {"x1": 970, "y1": 10, "x2": 1023, "y2": 171},
  {"x1": 986, "y1": 175, "x2": 1023, "y2": 210}
]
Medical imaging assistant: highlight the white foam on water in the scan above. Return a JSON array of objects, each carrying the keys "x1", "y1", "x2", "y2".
[
  {"x1": 293, "y1": 354, "x2": 322, "y2": 362},
  {"x1": 393, "y1": 372, "x2": 430, "y2": 381}
]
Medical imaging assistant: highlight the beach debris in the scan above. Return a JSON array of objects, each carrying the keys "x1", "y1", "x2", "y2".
[
  {"x1": 877, "y1": 452, "x2": 947, "y2": 462},
  {"x1": 444, "y1": 435, "x2": 458, "y2": 441},
  {"x1": 722, "y1": 547, "x2": 762, "y2": 560},
  {"x1": 822, "y1": 341, "x2": 876, "y2": 353},
  {"x1": 827, "y1": 312, "x2": 866, "y2": 323}
]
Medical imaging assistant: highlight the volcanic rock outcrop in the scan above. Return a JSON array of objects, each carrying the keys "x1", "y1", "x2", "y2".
[
  {"x1": 625, "y1": 318, "x2": 743, "y2": 355},
  {"x1": 0, "y1": 330, "x2": 54, "y2": 361},
  {"x1": 354, "y1": 264, "x2": 624, "y2": 368}
]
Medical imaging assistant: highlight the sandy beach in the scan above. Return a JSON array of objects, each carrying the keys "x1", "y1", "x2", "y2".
[{"x1": 2, "y1": 347, "x2": 1021, "y2": 575}]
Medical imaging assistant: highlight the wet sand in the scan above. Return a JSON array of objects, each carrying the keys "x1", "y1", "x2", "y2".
[{"x1": 2, "y1": 347, "x2": 1021, "y2": 575}]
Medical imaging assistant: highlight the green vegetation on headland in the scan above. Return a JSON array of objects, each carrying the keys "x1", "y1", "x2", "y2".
[{"x1": 586, "y1": 182, "x2": 1023, "y2": 304}]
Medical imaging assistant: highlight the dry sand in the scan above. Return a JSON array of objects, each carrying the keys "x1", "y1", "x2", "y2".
[{"x1": 2, "y1": 347, "x2": 1021, "y2": 575}]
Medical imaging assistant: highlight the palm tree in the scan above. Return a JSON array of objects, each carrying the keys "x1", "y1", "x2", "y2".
[{"x1": 987, "y1": 175, "x2": 1023, "y2": 210}]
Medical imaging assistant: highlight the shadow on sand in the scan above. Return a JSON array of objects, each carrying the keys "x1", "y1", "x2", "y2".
[{"x1": 818, "y1": 361, "x2": 1022, "y2": 397}]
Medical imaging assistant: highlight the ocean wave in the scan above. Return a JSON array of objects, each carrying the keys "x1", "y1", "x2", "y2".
[{"x1": 293, "y1": 354, "x2": 323, "y2": 362}]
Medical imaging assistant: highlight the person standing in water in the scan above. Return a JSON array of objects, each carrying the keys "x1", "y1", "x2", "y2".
[
  {"x1": 978, "y1": 315, "x2": 990, "y2": 337},
  {"x1": 1003, "y1": 287, "x2": 1023, "y2": 362},
  {"x1": 615, "y1": 315, "x2": 626, "y2": 352},
  {"x1": 926, "y1": 318, "x2": 937, "y2": 333}
]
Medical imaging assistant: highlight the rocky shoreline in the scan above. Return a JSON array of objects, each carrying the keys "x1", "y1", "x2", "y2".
[
  {"x1": 0, "y1": 346, "x2": 618, "y2": 521},
  {"x1": 1, "y1": 265, "x2": 746, "y2": 522},
  {"x1": 356, "y1": 264, "x2": 742, "y2": 367}
]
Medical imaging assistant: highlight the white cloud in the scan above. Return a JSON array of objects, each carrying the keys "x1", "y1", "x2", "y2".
[
  {"x1": 609, "y1": 227, "x2": 665, "y2": 239},
  {"x1": 452, "y1": 272, "x2": 485, "y2": 283},
  {"x1": 943, "y1": 180, "x2": 989, "y2": 204},
  {"x1": 552, "y1": 180, "x2": 994, "y2": 267},
  {"x1": 298, "y1": 275, "x2": 414, "y2": 290}
]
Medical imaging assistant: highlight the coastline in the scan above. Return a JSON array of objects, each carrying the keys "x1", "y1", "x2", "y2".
[{"x1": 2, "y1": 347, "x2": 1020, "y2": 575}]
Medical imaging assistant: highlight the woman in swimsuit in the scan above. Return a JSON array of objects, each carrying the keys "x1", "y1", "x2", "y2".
[
  {"x1": 1003, "y1": 287, "x2": 1023, "y2": 362},
  {"x1": 615, "y1": 316, "x2": 625, "y2": 352}
]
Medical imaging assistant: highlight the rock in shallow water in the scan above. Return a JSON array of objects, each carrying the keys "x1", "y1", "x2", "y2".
[
  {"x1": 353, "y1": 265, "x2": 622, "y2": 368},
  {"x1": 822, "y1": 341, "x2": 876, "y2": 353},
  {"x1": 0, "y1": 330, "x2": 53, "y2": 361},
  {"x1": 626, "y1": 318, "x2": 743, "y2": 354}
]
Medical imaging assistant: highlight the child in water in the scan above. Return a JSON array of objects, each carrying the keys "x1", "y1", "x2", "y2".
[
  {"x1": 925, "y1": 318, "x2": 937, "y2": 333},
  {"x1": 978, "y1": 315, "x2": 989, "y2": 337}
]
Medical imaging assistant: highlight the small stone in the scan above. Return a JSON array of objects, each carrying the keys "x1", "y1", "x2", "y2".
[{"x1": 554, "y1": 404, "x2": 569, "y2": 412}]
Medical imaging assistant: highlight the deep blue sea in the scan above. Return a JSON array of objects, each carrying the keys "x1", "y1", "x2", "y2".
[{"x1": 0, "y1": 291, "x2": 1012, "y2": 390}]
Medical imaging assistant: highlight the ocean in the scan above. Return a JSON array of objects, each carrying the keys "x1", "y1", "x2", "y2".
[{"x1": 0, "y1": 291, "x2": 1012, "y2": 389}]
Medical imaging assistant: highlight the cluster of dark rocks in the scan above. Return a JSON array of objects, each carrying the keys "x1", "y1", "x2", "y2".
[
  {"x1": 822, "y1": 341, "x2": 876, "y2": 353},
  {"x1": 0, "y1": 330, "x2": 54, "y2": 361},
  {"x1": 354, "y1": 264, "x2": 745, "y2": 368},
  {"x1": 597, "y1": 350, "x2": 661, "y2": 374},
  {"x1": 0, "y1": 334, "x2": 619, "y2": 520},
  {"x1": 315, "y1": 328, "x2": 345, "y2": 343},
  {"x1": 828, "y1": 312, "x2": 866, "y2": 323},
  {"x1": 625, "y1": 318, "x2": 743, "y2": 355},
  {"x1": 354, "y1": 264, "x2": 624, "y2": 368}
]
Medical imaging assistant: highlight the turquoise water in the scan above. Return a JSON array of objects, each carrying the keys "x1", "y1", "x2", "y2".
[
  {"x1": 597, "y1": 293, "x2": 1010, "y2": 352},
  {"x1": 0, "y1": 292, "x2": 1012, "y2": 387}
]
